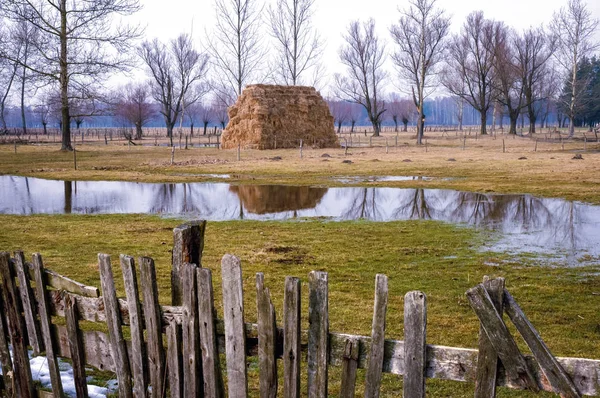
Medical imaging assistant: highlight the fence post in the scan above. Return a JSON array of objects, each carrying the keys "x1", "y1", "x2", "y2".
[
  {"x1": 221, "y1": 254, "x2": 248, "y2": 397},
  {"x1": 182, "y1": 263, "x2": 202, "y2": 397},
  {"x1": 340, "y1": 338, "x2": 359, "y2": 398},
  {"x1": 308, "y1": 271, "x2": 328, "y2": 398},
  {"x1": 64, "y1": 294, "x2": 89, "y2": 398},
  {"x1": 364, "y1": 274, "x2": 388, "y2": 398},
  {"x1": 0, "y1": 252, "x2": 35, "y2": 397},
  {"x1": 167, "y1": 322, "x2": 183, "y2": 398},
  {"x1": 256, "y1": 273, "x2": 277, "y2": 398},
  {"x1": 13, "y1": 251, "x2": 43, "y2": 355},
  {"x1": 404, "y1": 291, "x2": 427, "y2": 398},
  {"x1": 198, "y1": 268, "x2": 224, "y2": 398},
  {"x1": 474, "y1": 277, "x2": 504, "y2": 398},
  {"x1": 283, "y1": 276, "x2": 301, "y2": 398},
  {"x1": 300, "y1": 140, "x2": 303, "y2": 159},
  {"x1": 172, "y1": 221, "x2": 206, "y2": 306},
  {"x1": 99, "y1": 254, "x2": 132, "y2": 398},
  {"x1": 120, "y1": 255, "x2": 147, "y2": 397},
  {"x1": 140, "y1": 256, "x2": 166, "y2": 398}
]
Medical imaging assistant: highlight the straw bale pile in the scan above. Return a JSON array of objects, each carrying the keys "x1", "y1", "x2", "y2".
[{"x1": 221, "y1": 84, "x2": 338, "y2": 149}]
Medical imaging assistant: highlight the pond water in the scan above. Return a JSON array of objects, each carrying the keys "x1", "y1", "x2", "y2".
[{"x1": 1, "y1": 175, "x2": 599, "y2": 266}]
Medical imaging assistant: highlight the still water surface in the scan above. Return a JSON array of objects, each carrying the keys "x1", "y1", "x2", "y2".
[{"x1": 1, "y1": 175, "x2": 599, "y2": 266}]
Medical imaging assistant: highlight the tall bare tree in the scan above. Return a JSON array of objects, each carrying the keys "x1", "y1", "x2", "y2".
[
  {"x1": 551, "y1": 0, "x2": 599, "y2": 136},
  {"x1": 208, "y1": 0, "x2": 265, "y2": 104},
  {"x1": 336, "y1": 19, "x2": 387, "y2": 136},
  {"x1": 390, "y1": 0, "x2": 450, "y2": 144},
  {"x1": 139, "y1": 34, "x2": 209, "y2": 146},
  {"x1": 443, "y1": 12, "x2": 499, "y2": 135},
  {"x1": 268, "y1": 0, "x2": 323, "y2": 85},
  {"x1": 0, "y1": 0, "x2": 142, "y2": 150}
]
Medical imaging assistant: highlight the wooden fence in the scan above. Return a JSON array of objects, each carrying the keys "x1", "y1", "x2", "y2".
[{"x1": 0, "y1": 220, "x2": 598, "y2": 397}]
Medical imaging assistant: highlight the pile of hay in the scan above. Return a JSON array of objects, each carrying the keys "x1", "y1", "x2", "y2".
[{"x1": 221, "y1": 85, "x2": 338, "y2": 149}]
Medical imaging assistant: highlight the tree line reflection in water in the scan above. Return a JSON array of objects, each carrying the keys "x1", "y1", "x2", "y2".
[{"x1": 2, "y1": 176, "x2": 598, "y2": 265}]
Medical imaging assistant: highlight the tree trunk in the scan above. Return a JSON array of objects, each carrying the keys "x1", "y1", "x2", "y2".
[
  {"x1": 59, "y1": 0, "x2": 72, "y2": 151},
  {"x1": 337, "y1": 121, "x2": 342, "y2": 133},
  {"x1": 393, "y1": 116, "x2": 398, "y2": 132},
  {"x1": 203, "y1": 122, "x2": 208, "y2": 135},
  {"x1": 135, "y1": 123, "x2": 143, "y2": 140},
  {"x1": 20, "y1": 65, "x2": 27, "y2": 136},
  {"x1": 403, "y1": 120, "x2": 408, "y2": 132},
  {"x1": 167, "y1": 123, "x2": 174, "y2": 146},
  {"x1": 190, "y1": 122, "x2": 194, "y2": 137},
  {"x1": 42, "y1": 123, "x2": 47, "y2": 135},
  {"x1": 480, "y1": 111, "x2": 487, "y2": 135},
  {"x1": 351, "y1": 121, "x2": 355, "y2": 132},
  {"x1": 528, "y1": 106, "x2": 537, "y2": 134}
]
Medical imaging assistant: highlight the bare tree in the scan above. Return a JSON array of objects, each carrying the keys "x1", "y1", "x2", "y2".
[
  {"x1": 139, "y1": 34, "x2": 209, "y2": 146},
  {"x1": 208, "y1": 0, "x2": 265, "y2": 103},
  {"x1": 327, "y1": 99, "x2": 352, "y2": 133},
  {"x1": 0, "y1": 0, "x2": 142, "y2": 150},
  {"x1": 336, "y1": 19, "x2": 387, "y2": 136},
  {"x1": 268, "y1": 0, "x2": 323, "y2": 85},
  {"x1": 213, "y1": 100, "x2": 229, "y2": 129},
  {"x1": 114, "y1": 83, "x2": 156, "y2": 140},
  {"x1": 348, "y1": 102, "x2": 362, "y2": 132},
  {"x1": 199, "y1": 104, "x2": 215, "y2": 135},
  {"x1": 551, "y1": 0, "x2": 599, "y2": 136},
  {"x1": 443, "y1": 12, "x2": 499, "y2": 135},
  {"x1": 390, "y1": 0, "x2": 450, "y2": 144},
  {"x1": 0, "y1": 23, "x2": 20, "y2": 134}
]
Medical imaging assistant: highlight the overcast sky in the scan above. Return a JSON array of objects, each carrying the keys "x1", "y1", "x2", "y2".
[{"x1": 127, "y1": 0, "x2": 600, "y2": 94}]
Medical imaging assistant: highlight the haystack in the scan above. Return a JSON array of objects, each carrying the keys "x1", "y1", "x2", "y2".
[{"x1": 221, "y1": 84, "x2": 338, "y2": 149}]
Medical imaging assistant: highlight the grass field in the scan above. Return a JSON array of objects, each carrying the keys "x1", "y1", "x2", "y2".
[{"x1": 0, "y1": 130, "x2": 599, "y2": 396}]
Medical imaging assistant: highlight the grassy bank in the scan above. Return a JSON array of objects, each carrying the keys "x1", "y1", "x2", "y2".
[
  {"x1": 1, "y1": 214, "x2": 598, "y2": 396},
  {"x1": 1, "y1": 131, "x2": 600, "y2": 204}
]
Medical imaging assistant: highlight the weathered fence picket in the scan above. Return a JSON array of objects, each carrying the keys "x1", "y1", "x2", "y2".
[{"x1": 0, "y1": 221, "x2": 598, "y2": 397}]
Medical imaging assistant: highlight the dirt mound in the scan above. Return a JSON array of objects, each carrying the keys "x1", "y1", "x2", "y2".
[{"x1": 221, "y1": 84, "x2": 338, "y2": 149}]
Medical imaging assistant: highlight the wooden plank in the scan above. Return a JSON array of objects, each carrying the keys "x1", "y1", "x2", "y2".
[
  {"x1": 0, "y1": 262, "x2": 14, "y2": 396},
  {"x1": 221, "y1": 254, "x2": 248, "y2": 397},
  {"x1": 64, "y1": 293, "x2": 89, "y2": 398},
  {"x1": 466, "y1": 284, "x2": 539, "y2": 392},
  {"x1": 98, "y1": 253, "x2": 133, "y2": 398},
  {"x1": 172, "y1": 221, "x2": 206, "y2": 305},
  {"x1": 120, "y1": 254, "x2": 146, "y2": 398},
  {"x1": 307, "y1": 271, "x2": 328, "y2": 398},
  {"x1": 503, "y1": 288, "x2": 581, "y2": 397},
  {"x1": 256, "y1": 273, "x2": 277, "y2": 398},
  {"x1": 198, "y1": 268, "x2": 224, "y2": 398},
  {"x1": 404, "y1": 290, "x2": 427, "y2": 398},
  {"x1": 475, "y1": 277, "x2": 505, "y2": 398},
  {"x1": 340, "y1": 337, "x2": 359, "y2": 398},
  {"x1": 26, "y1": 266, "x2": 99, "y2": 298},
  {"x1": 283, "y1": 276, "x2": 301, "y2": 398},
  {"x1": 364, "y1": 274, "x2": 388, "y2": 398},
  {"x1": 182, "y1": 263, "x2": 202, "y2": 397},
  {"x1": 140, "y1": 256, "x2": 165, "y2": 398},
  {"x1": 14, "y1": 251, "x2": 43, "y2": 355},
  {"x1": 167, "y1": 322, "x2": 183, "y2": 398}
]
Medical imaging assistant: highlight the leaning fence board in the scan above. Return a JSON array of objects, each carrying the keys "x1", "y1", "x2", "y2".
[
  {"x1": 283, "y1": 276, "x2": 301, "y2": 398},
  {"x1": 503, "y1": 289, "x2": 581, "y2": 397},
  {"x1": 167, "y1": 322, "x2": 183, "y2": 398},
  {"x1": 182, "y1": 263, "x2": 202, "y2": 397},
  {"x1": 475, "y1": 277, "x2": 505, "y2": 398},
  {"x1": 340, "y1": 337, "x2": 359, "y2": 398},
  {"x1": 198, "y1": 268, "x2": 224, "y2": 398},
  {"x1": 221, "y1": 254, "x2": 248, "y2": 398},
  {"x1": 14, "y1": 251, "x2": 43, "y2": 355},
  {"x1": 27, "y1": 266, "x2": 99, "y2": 298},
  {"x1": 172, "y1": 221, "x2": 206, "y2": 305},
  {"x1": 0, "y1": 286, "x2": 14, "y2": 395},
  {"x1": 99, "y1": 253, "x2": 133, "y2": 398},
  {"x1": 0, "y1": 253, "x2": 35, "y2": 398},
  {"x1": 140, "y1": 256, "x2": 165, "y2": 398},
  {"x1": 0, "y1": 253, "x2": 18, "y2": 396},
  {"x1": 32, "y1": 253, "x2": 65, "y2": 398},
  {"x1": 404, "y1": 291, "x2": 427, "y2": 398},
  {"x1": 307, "y1": 271, "x2": 328, "y2": 398},
  {"x1": 64, "y1": 294, "x2": 89, "y2": 398},
  {"x1": 466, "y1": 284, "x2": 539, "y2": 392},
  {"x1": 364, "y1": 274, "x2": 388, "y2": 398},
  {"x1": 256, "y1": 273, "x2": 277, "y2": 398},
  {"x1": 120, "y1": 255, "x2": 146, "y2": 398}
]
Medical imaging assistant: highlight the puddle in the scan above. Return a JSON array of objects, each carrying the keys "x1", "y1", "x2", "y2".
[{"x1": 1, "y1": 175, "x2": 599, "y2": 267}]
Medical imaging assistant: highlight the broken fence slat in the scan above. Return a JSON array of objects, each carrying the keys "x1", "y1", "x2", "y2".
[
  {"x1": 503, "y1": 288, "x2": 581, "y2": 397},
  {"x1": 340, "y1": 337, "x2": 359, "y2": 398},
  {"x1": 182, "y1": 263, "x2": 202, "y2": 397},
  {"x1": 474, "y1": 277, "x2": 505, "y2": 398},
  {"x1": 466, "y1": 283, "x2": 539, "y2": 392},
  {"x1": 167, "y1": 322, "x2": 183, "y2": 398},
  {"x1": 307, "y1": 271, "x2": 328, "y2": 398},
  {"x1": 283, "y1": 276, "x2": 301, "y2": 398},
  {"x1": 64, "y1": 294, "x2": 89, "y2": 398},
  {"x1": 14, "y1": 251, "x2": 43, "y2": 355},
  {"x1": 172, "y1": 221, "x2": 206, "y2": 306}
]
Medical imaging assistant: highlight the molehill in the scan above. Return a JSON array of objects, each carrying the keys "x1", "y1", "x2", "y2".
[{"x1": 221, "y1": 84, "x2": 338, "y2": 149}]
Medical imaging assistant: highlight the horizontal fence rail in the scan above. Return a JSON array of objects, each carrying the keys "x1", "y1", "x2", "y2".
[{"x1": 0, "y1": 221, "x2": 597, "y2": 397}]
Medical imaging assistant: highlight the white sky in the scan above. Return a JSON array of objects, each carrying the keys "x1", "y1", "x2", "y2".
[{"x1": 126, "y1": 0, "x2": 600, "y2": 94}]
